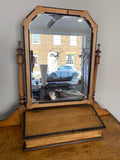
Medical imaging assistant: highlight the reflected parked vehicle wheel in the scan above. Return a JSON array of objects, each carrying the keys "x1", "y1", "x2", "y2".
[
  {"x1": 72, "y1": 72, "x2": 78, "y2": 78},
  {"x1": 50, "y1": 72, "x2": 57, "y2": 78}
]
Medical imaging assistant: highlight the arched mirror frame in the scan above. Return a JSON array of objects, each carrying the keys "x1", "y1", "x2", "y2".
[{"x1": 23, "y1": 6, "x2": 98, "y2": 109}]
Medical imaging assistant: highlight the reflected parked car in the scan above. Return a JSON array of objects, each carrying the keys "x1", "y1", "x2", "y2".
[{"x1": 49, "y1": 65, "x2": 79, "y2": 78}]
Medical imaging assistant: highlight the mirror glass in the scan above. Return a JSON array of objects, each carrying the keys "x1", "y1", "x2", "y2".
[{"x1": 29, "y1": 13, "x2": 92, "y2": 103}]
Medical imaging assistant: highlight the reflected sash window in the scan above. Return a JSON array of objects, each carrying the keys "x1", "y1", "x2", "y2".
[
  {"x1": 32, "y1": 34, "x2": 40, "y2": 44},
  {"x1": 53, "y1": 35, "x2": 61, "y2": 45},
  {"x1": 66, "y1": 54, "x2": 74, "y2": 65},
  {"x1": 70, "y1": 36, "x2": 77, "y2": 46}
]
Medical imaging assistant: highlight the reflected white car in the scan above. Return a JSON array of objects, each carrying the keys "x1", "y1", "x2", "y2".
[{"x1": 49, "y1": 65, "x2": 79, "y2": 78}]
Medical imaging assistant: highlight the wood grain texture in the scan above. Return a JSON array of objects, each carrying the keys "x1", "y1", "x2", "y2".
[
  {"x1": 25, "y1": 105, "x2": 102, "y2": 137},
  {"x1": 0, "y1": 102, "x2": 109, "y2": 127},
  {"x1": 30, "y1": 100, "x2": 91, "y2": 109},
  {"x1": 0, "y1": 114, "x2": 120, "y2": 160},
  {"x1": 92, "y1": 100, "x2": 109, "y2": 116},
  {"x1": 23, "y1": 26, "x2": 32, "y2": 108},
  {"x1": 25, "y1": 130, "x2": 102, "y2": 149},
  {"x1": 88, "y1": 27, "x2": 98, "y2": 100}
]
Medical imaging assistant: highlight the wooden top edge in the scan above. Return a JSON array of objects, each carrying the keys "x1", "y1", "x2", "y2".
[
  {"x1": 22, "y1": 5, "x2": 97, "y2": 27},
  {"x1": 27, "y1": 100, "x2": 91, "y2": 110}
]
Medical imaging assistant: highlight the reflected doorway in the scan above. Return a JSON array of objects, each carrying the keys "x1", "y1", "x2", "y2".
[{"x1": 48, "y1": 52, "x2": 58, "y2": 74}]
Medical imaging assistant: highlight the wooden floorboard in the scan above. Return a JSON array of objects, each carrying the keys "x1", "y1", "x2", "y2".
[{"x1": 0, "y1": 114, "x2": 120, "y2": 160}]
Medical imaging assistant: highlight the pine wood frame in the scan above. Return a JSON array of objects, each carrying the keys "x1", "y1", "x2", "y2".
[{"x1": 22, "y1": 6, "x2": 100, "y2": 110}]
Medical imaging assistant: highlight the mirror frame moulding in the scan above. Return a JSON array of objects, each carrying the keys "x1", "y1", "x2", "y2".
[{"x1": 22, "y1": 5, "x2": 98, "y2": 109}]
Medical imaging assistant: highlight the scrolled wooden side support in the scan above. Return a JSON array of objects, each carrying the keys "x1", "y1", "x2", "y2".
[
  {"x1": 0, "y1": 110, "x2": 20, "y2": 127},
  {"x1": 92, "y1": 44, "x2": 101, "y2": 99},
  {"x1": 16, "y1": 41, "x2": 26, "y2": 122},
  {"x1": 92, "y1": 44, "x2": 109, "y2": 116}
]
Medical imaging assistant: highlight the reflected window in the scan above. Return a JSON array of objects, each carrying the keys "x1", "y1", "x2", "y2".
[
  {"x1": 70, "y1": 36, "x2": 77, "y2": 46},
  {"x1": 32, "y1": 34, "x2": 40, "y2": 44},
  {"x1": 66, "y1": 54, "x2": 74, "y2": 65},
  {"x1": 54, "y1": 35, "x2": 61, "y2": 45}
]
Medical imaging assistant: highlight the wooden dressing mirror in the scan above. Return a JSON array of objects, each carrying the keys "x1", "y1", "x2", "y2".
[
  {"x1": 17, "y1": 6, "x2": 108, "y2": 151},
  {"x1": 22, "y1": 6, "x2": 98, "y2": 110}
]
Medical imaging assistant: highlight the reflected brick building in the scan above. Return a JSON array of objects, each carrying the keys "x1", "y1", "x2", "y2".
[{"x1": 30, "y1": 34, "x2": 82, "y2": 76}]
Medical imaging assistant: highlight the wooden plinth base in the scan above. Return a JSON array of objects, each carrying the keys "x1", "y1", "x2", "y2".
[
  {"x1": 24, "y1": 136, "x2": 103, "y2": 151},
  {"x1": 23, "y1": 104, "x2": 106, "y2": 150}
]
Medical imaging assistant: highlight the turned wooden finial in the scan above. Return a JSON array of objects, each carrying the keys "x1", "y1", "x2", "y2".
[
  {"x1": 16, "y1": 41, "x2": 24, "y2": 54},
  {"x1": 16, "y1": 41, "x2": 24, "y2": 64},
  {"x1": 18, "y1": 41, "x2": 21, "y2": 49},
  {"x1": 95, "y1": 44, "x2": 101, "y2": 65},
  {"x1": 96, "y1": 44, "x2": 101, "y2": 55},
  {"x1": 92, "y1": 44, "x2": 102, "y2": 99}
]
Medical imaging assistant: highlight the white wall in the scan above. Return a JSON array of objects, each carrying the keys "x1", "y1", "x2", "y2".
[{"x1": 0, "y1": 0, "x2": 120, "y2": 121}]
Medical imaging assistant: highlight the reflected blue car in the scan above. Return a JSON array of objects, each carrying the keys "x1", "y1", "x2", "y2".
[{"x1": 49, "y1": 65, "x2": 79, "y2": 78}]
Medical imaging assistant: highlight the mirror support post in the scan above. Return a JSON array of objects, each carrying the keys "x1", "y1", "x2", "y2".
[
  {"x1": 16, "y1": 41, "x2": 26, "y2": 123},
  {"x1": 92, "y1": 44, "x2": 101, "y2": 99}
]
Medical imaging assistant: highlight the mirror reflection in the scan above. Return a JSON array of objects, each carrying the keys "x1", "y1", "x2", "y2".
[{"x1": 29, "y1": 13, "x2": 92, "y2": 103}]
